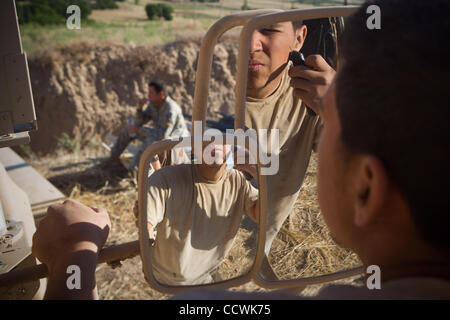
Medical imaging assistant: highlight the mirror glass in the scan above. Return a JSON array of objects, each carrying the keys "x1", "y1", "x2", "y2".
[
  {"x1": 244, "y1": 17, "x2": 362, "y2": 282},
  {"x1": 145, "y1": 140, "x2": 259, "y2": 286}
]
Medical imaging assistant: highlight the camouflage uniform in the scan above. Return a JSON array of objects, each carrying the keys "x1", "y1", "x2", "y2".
[{"x1": 110, "y1": 96, "x2": 189, "y2": 169}]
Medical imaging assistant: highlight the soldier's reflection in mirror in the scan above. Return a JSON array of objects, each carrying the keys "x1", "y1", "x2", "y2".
[
  {"x1": 145, "y1": 142, "x2": 259, "y2": 285},
  {"x1": 244, "y1": 18, "x2": 348, "y2": 280},
  {"x1": 244, "y1": 19, "x2": 320, "y2": 280}
]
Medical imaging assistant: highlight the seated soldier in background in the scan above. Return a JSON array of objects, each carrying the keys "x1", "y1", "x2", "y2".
[
  {"x1": 32, "y1": 0, "x2": 450, "y2": 299},
  {"x1": 103, "y1": 81, "x2": 189, "y2": 171}
]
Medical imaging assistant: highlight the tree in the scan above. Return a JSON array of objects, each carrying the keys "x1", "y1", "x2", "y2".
[
  {"x1": 15, "y1": 0, "x2": 92, "y2": 25},
  {"x1": 145, "y1": 3, "x2": 174, "y2": 21},
  {"x1": 160, "y1": 4, "x2": 173, "y2": 21},
  {"x1": 145, "y1": 3, "x2": 162, "y2": 20}
]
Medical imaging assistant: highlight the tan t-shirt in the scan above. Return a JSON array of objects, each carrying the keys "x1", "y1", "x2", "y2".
[
  {"x1": 245, "y1": 64, "x2": 322, "y2": 252},
  {"x1": 147, "y1": 164, "x2": 258, "y2": 285}
]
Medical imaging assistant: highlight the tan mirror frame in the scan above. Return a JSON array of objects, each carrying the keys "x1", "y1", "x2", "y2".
[
  {"x1": 138, "y1": 135, "x2": 268, "y2": 294},
  {"x1": 233, "y1": 6, "x2": 365, "y2": 290},
  {"x1": 191, "y1": 9, "x2": 282, "y2": 132}
]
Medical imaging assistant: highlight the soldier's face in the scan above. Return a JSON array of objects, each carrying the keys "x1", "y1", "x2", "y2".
[
  {"x1": 247, "y1": 22, "x2": 306, "y2": 95},
  {"x1": 317, "y1": 80, "x2": 354, "y2": 248},
  {"x1": 201, "y1": 143, "x2": 231, "y2": 168},
  {"x1": 148, "y1": 86, "x2": 164, "y2": 105}
]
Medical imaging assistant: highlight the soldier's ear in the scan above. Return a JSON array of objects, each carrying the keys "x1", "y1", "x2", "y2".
[{"x1": 293, "y1": 25, "x2": 307, "y2": 51}]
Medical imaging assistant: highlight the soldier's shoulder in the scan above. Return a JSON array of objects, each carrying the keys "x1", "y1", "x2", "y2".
[
  {"x1": 149, "y1": 164, "x2": 192, "y2": 187},
  {"x1": 226, "y1": 168, "x2": 248, "y2": 184},
  {"x1": 166, "y1": 96, "x2": 183, "y2": 111},
  {"x1": 160, "y1": 163, "x2": 192, "y2": 177}
]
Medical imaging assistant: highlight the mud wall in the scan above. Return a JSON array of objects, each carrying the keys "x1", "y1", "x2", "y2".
[{"x1": 27, "y1": 39, "x2": 238, "y2": 154}]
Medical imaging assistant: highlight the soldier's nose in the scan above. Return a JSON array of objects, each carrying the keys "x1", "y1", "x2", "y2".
[{"x1": 249, "y1": 31, "x2": 263, "y2": 53}]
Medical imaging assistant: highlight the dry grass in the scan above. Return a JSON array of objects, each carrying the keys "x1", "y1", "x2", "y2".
[
  {"x1": 27, "y1": 147, "x2": 361, "y2": 299},
  {"x1": 217, "y1": 220, "x2": 257, "y2": 281}
]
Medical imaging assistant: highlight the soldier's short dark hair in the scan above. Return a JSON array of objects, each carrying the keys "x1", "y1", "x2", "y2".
[
  {"x1": 336, "y1": 0, "x2": 450, "y2": 251},
  {"x1": 292, "y1": 20, "x2": 303, "y2": 30},
  {"x1": 148, "y1": 81, "x2": 165, "y2": 93}
]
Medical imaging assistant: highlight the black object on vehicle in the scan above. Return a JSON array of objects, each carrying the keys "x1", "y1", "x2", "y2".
[{"x1": 289, "y1": 17, "x2": 345, "y2": 116}]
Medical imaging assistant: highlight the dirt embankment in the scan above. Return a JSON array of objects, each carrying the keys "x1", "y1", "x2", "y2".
[{"x1": 27, "y1": 39, "x2": 238, "y2": 154}]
